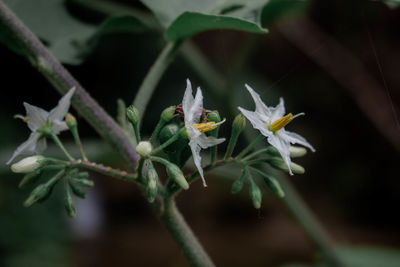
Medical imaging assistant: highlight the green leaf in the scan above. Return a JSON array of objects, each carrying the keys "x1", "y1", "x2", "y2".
[
  {"x1": 261, "y1": 0, "x2": 310, "y2": 27},
  {"x1": 2, "y1": 0, "x2": 148, "y2": 64},
  {"x1": 140, "y1": 0, "x2": 269, "y2": 41}
]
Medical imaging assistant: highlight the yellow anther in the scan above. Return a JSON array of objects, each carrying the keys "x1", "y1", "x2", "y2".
[
  {"x1": 268, "y1": 113, "x2": 293, "y2": 133},
  {"x1": 193, "y1": 121, "x2": 218, "y2": 133}
]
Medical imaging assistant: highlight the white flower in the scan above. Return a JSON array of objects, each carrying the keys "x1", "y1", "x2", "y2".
[
  {"x1": 238, "y1": 85, "x2": 315, "y2": 175},
  {"x1": 7, "y1": 87, "x2": 76, "y2": 164},
  {"x1": 11, "y1": 155, "x2": 45, "y2": 173},
  {"x1": 182, "y1": 79, "x2": 225, "y2": 187}
]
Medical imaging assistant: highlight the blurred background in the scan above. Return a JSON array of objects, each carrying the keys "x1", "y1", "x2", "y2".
[{"x1": 0, "y1": 0, "x2": 399, "y2": 266}]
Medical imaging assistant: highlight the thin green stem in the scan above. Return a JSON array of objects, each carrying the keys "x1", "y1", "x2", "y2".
[
  {"x1": 149, "y1": 119, "x2": 166, "y2": 144},
  {"x1": 70, "y1": 127, "x2": 88, "y2": 161},
  {"x1": 235, "y1": 135, "x2": 264, "y2": 160},
  {"x1": 132, "y1": 123, "x2": 141, "y2": 144},
  {"x1": 150, "y1": 156, "x2": 172, "y2": 166},
  {"x1": 241, "y1": 147, "x2": 270, "y2": 162},
  {"x1": 224, "y1": 131, "x2": 240, "y2": 161},
  {"x1": 133, "y1": 41, "x2": 183, "y2": 125},
  {"x1": 49, "y1": 133, "x2": 75, "y2": 161},
  {"x1": 151, "y1": 133, "x2": 180, "y2": 155}
]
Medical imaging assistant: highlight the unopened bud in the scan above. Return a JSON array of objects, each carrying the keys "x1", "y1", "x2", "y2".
[
  {"x1": 207, "y1": 110, "x2": 221, "y2": 123},
  {"x1": 146, "y1": 163, "x2": 158, "y2": 203},
  {"x1": 11, "y1": 155, "x2": 45, "y2": 173},
  {"x1": 232, "y1": 114, "x2": 246, "y2": 133},
  {"x1": 72, "y1": 178, "x2": 94, "y2": 187},
  {"x1": 126, "y1": 105, "x2": 139, "y2": 125},
  {"x1": 249, "y1": 180, "x2": 262, "y2": 209},
  {"x1": 64, "y1": 189, "x2": 76, "y2": 218},
  {"x1": 268, "y1": 158, "x2": 305, "y2": 175},
  {"x1": 136, "y1": 141, "x2": 152, "y2": 157},
  {"x1": 24, "y1": 183, "x2": 50, "y2": 207},
  {"x1": 69, "y1": 181, "x2": 86, "y2": 198},
  {"x1": 166, "y1": 163, "x2": 189, "y2": 190},
  {"x1": 231, "y1": 178, "x2": 244, "y2": 194},
  {"x1": 161, "y1": 106, "x2": 176, "y2": 122},
  {"x1": 289, "y1": 146, "x2": 307, "y2": 158},
  {"x1": 19, "y1": 169, "x2": 41, "y2": 188},
  {"x1": 256, "y1": 171, "x2": 285, "y2": 198},
  {"x1": 65, "y1": 113, "x2": 77, "y2": 129}
]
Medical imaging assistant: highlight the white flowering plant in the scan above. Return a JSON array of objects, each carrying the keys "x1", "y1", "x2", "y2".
[{"x1": 0, "y1": 0, "x2": 350, "y2": 266}]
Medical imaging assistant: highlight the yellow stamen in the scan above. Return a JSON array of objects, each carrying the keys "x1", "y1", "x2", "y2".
[
  {"x1": 193, "y1": 121, "x2": 218, "y2": 133},
  {"x1": 268, "y1": 113, "x2": 293, "y2": 133}
]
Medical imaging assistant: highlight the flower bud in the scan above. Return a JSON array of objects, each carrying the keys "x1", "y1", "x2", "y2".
[
  {"x1": 232, "y1": 114, "x2": 246, "y2": 133},
  {"x1": 161, "y1": 106, "x2": 176, "y2": 122},
  {"x1": 126, "y1": 105, "x2": 139, "y2": 125},
  {"x1": 69, "y1": 181, "x2": 86, "y2": 198},
  {"x1": 166, "y1": 163, "x2": 189, "y2": 190},
  {"x1": 207, "y1": 110, "x2": 221, "y2": 123},
  {"x1": 136, "y1": 141, "x2": 152, "y2": 157},
  {"x1": 18, "y1": 169, "x2": 41, "y2": 188},
  {"x1": 289, "y1": 146, "x2": 307, "y2": 158},
  {"x1": 11, "y1": 155, "x2": 45, "y2": 173},
  {"x1": 65, "y1": 113, "x2": 77, "y2": 129},
  {"x1": 249, "y1": 180, "x2": 262, "y2": 209},
  {"x1": 65, "y1": 189, "x2": 76, "y2": 218},
  {"x1": 24, "y1": 183, "x2": 51, "y2": 207},
  {"x1": 256, "y1": 171, "x2": 285, "y2": 198},
  {"x1": 268, "y1": 158, "x2": 305, "y2": 174},
  {"x1": 72, "y1": 178, "x2": 94, "y2": 187},
  {"x1": 231, "y1": 178, "x2": 244, "y2": 194},
  {"x1": 146, "y1": 163, "x2": 158, "y2": 203}
]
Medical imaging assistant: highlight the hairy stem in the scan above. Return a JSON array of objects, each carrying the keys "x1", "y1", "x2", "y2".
[
  {"x1": 159, "y1": 198, "x2": 215, "y2": 267},
  {"x1": 0, "y1": 2, "x2": 138, "y2": 170},
  {"x1": 133, "y1": 41, "x2": 182, "y2": 125}
]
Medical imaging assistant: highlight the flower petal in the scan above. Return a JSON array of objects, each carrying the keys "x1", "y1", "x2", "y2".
[
  {"x1": 190, "y1": 87, "x2": 204, "y2": 123},
  {"x1": 7, "y1": 132, "x2": 40, "y2": 164},
  {"x1": 197, "y1": 134, "x2": 225, "y2": 149},
  {"x1": 51, "y1": 120, "x2": 68, "y2": 134},
  {"x1": 189, "y1": 140, "x2": 207, "y2": 187},
  {"x1": 238, "y1": 107, "x2": 268, "y2": 134},
  {"x1": 268, "y1": 134, "x2": 293, "y2": 175},
  {"x1": 35, "y1": 137, "x2": 47, "y2": 154},
  {"x1": 281, "y1": 130, "x2": 316, "y2": 152},
  {"x1": 182, "y1": 79, "x2": 194, "y2": 122},
  {"x1": 23, "y1": 103, "x2": 48, "y2": 131},
  {"x1": 245, "y1": 84, "x2": 271, "y2": 117},
  {"x1": 270, "y1": 97, "x2": 285, "y2": 122},
  {"x1": 48, "y1": 87, "x2": 76, "y2": 122}
]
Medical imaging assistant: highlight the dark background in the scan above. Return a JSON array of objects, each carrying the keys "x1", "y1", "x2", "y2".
[{"x1": 0, "y1": 0, "x2": 399, "y2": 266}]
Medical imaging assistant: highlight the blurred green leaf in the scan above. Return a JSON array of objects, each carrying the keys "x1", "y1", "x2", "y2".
[
  {"x1": 140, "y1": 0, "x2": 269, "y2": 41},
  {"x1": 383, "y1": 0, "x2": 400, "y2": 9},
  {"x1": 261, "y1": 0, "x2": 310, "y2": 27},
  {"x1": 2, "y1": 0, "x2": 149, "y2": 64}
]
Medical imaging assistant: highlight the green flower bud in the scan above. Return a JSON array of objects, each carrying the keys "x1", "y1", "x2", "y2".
[
  {"x1": 74, "y1": 172, "x2": 89, "y2": 179},
  {"x1": 249, "y1": 179, "x2": 262, "y2": 209},
  {"x1": 253, "y1": 169, "x2": 285, "y2": 198},
  {"x1": 19, "y1": 169, "x2": 41, "y2": 188},
  {"x1": 161, "y1": 106, "x2": 176, "y2": 122},
  {"x1": 146, "y1": 164, "x2": 158, "y2": 203},
  {"x1": 24, "y1": 183, "x2": 51, "y2": 207},
  {"x1": 166, "y1": 163, "x2": 189, "y2": 190},
  {"x1": 207, "y1": 110, "x2": 221, "y2": 123},
  {"x1": 232, "y1": 114, "x2": 246, "y2": 133},
  {"x1": 126, "y1": 105, "x2": 139, "y2": 125},
  {"x1": 136, "y1": 141, "x2": 152, "y2": 157},
  {"x1": 268, "y1": 158, "x2": 305, "y2": 174},
  {"x1": 65, "y1": 188, "x2": 76, "y2": 218},
  {"x1": 231, "y1": 171, "x2": 247, "y2": 194},
  {"x1": 11, "y1": 155, "x2": 45, "y2": 173},
  {"x1": 69, "y1": 181, "x2": 86, "y2": 198},
  {"x1": 65, "y1": 113, "x2": 77, "y2": 129},
  {"x1": 72, "y1": 178, "x2": 94, "y2": 187}
]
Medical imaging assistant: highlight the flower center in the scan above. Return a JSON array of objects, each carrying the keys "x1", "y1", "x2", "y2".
[
  {"x1": 267, "y1": 113, "x2": 304, "y2": 133},
  {"x1": 192, "y1": 121, "x2": 219, "y2": 133}
]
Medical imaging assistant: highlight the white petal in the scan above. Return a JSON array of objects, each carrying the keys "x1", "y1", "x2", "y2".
[
  {"x1": 49, "y1": 87, "x2": 76, "y2": 122},
  {"x1": 268, "y1": 134, "x2": 293, "y2": 175},
  {"x1": 238, "y1": 107, "x2": 267, "y2": 133},
  {"x1": 23, "y1": 103, "x2": 48, "y2": 131},
  {"x1": 189, "y1": 140, "x2": 207, "y2": 187},
  {"x1": 197, "y1": 134, "x2": 225, "y2": 149},
  {"x1": 182, "y1": 79, "x2": 194, "y2": 122},
  {"x1": 245, "y1": 84, "x2": 271, "y2": 117},
  {"x1": 6, "y1": 132, "x2": 40, "y2": 164},
  {"x1": 51, "y1": 120, "x2": 68, "y2": 134},
  {"x1": 35, "y1": 138, "x2": 47, "y2": 154},
  {"x1": 270, "y1": 97, "x2": 286, "y2": 122},
  {"x1": 190, "y1": 87, "x2": 204, "y2": 123},
  {"x1": 281, "y1": 130, "x2": 316, "y2": 152}
]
